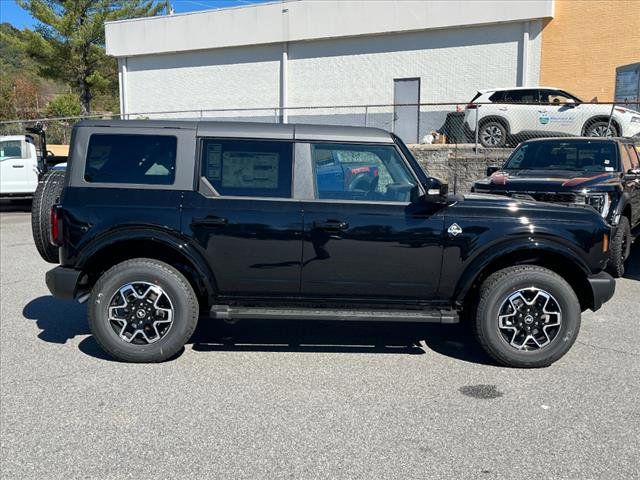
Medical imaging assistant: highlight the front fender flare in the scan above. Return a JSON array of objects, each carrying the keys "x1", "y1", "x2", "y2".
[{"x1": 452, "y1": 237, "x2": 592, "y2": 305}]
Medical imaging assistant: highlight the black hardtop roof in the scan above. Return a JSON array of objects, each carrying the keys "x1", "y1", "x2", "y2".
[{"x1": 74, "y1": 119, "x2": 395, "y2": 144}]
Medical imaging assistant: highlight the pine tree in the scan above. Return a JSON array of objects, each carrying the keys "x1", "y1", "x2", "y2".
[{"x1": 17, "y1": 1, "x2": 168, "y2": 114}]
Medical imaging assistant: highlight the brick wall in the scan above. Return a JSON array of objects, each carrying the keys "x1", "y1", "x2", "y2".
[
  {"x1": 540, "y1": 0, "x2": 640, "y2": 102},
  {"x1": 408, "y1": 145, "x2": 512, "y2": 193}
]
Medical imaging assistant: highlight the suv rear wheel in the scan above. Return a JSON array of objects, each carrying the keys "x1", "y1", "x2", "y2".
[
  {"x1": 88, "y1": 258, "x2": 199, "y2": 362},
  {"x1": 478, "y1": 121, "x2": 507, "y2": 148},
  {"x1": 475, "y1": 265, "x2": 581, "y2": 368}
]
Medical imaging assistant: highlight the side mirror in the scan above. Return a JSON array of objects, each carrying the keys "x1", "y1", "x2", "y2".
[
  {"x1": 486, "y1": 165, "x2": 500, "y2": 177},
  {"x1": 564, "y1": 98, "x2": 576, "y2": 108},
  {"x1": 422, "y1": 177, "x2": 448, "y2": 202}
]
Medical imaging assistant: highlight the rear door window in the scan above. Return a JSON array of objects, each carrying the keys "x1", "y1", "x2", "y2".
[
  {"x1": 201, "y1": 139, "x2": 293, "y2": 198},
  {"x1": 0, "y1": 140, "x2": 23, "y2": 159},
  {"x1": 85, "y1": 134, "x2": 177, "y2": 185},
  {"x1": 503, "y1": 89, "x2": 539, "y2": 103}
]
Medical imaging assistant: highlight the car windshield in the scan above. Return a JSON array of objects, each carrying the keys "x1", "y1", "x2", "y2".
[{"x1": 503, "y1": 140, "x2": 618, "y2": 172}]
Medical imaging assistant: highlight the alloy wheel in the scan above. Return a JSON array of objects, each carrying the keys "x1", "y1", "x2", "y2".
[
  {"x1": 107, "y1": 282, "x2": 174, "y2": 344},
  {"x1": 480, "y1": 125, "x2": 503, "y2": 146},
  {"x1": 589, "y1": 125, "x2": 615, "y2": 137},
  {"x1": 497, "y1": 287, "x2": 562, "y2": 350}
]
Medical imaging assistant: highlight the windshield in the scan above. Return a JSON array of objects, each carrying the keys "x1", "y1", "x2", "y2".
[
  {"x1": 503, "y1": 140, "x2": 618, "y2": 172},
  {"x1": 0, "y1": 140, "x2": 22, "y2": 160}
]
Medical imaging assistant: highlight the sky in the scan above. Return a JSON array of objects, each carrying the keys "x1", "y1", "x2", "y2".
[{"x1": 0, "y1": 0, "x2": 273, "y2": 29}]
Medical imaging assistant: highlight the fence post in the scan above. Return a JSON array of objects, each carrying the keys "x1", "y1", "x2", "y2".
[
  {"x1": 606, "y1": 102, "x2": 615, "y2": 135},
  {"x1": 474, "y1": 105, "x2": 480, "y2": 151},
  {"x1": 364, "y1": 106, "x2": 369, "y2": 127}
]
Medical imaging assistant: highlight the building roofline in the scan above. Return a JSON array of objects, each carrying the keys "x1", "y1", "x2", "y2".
[
  {"x1": 104, "y1": 0, "x2": 290, "y2": 26},
  {"x1": 105, "y1": 0, "x2": 554, "y2": 58}
]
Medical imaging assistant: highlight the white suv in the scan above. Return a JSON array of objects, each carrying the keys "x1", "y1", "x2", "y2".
[{"x1": 464, "y1": 87, "x2": 640, "y2": 147}]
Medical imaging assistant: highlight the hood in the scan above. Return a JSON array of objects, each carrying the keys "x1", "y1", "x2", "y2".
[
  {"x1": 474, "y1": 170, "x2": 620, "y2": 193},
  {"x1": 452, "y1": 192, "x2": 607, "y2": 225}
]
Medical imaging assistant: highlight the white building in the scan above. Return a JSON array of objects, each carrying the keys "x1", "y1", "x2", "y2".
[{"x1": 105, "y1": 0, "x2": 553, "y2": 143}]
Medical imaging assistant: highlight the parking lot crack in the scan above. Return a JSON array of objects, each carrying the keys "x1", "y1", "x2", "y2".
[{"x1": 576, "y1": 340, "x2": 636, "y2": 357}]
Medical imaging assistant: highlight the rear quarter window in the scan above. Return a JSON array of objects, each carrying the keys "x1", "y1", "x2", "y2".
[{"x1": 84, "y1": 134, "x2": 177, "y2": 185}]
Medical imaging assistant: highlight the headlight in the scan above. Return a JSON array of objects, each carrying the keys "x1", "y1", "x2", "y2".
[{"x1": 583, "y1": 193, "x2": 611, "y2": 218}]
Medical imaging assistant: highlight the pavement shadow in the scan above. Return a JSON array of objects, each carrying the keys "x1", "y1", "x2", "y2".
[
  {"x1": 0, "y1": 199, "x2": 32, "y2": 213},
  {"x1": 623, "y1": 242, "x2": 640, "y2": 281},
  {"x1": 23, "y1": 295, "x2": 88, "y2": 343},
  {"x1": 23, "y1": 296, "x2": 494, "y2": 365},
  {"x1": 191, "y1": 319, "x2": 496, "y2": 366}
]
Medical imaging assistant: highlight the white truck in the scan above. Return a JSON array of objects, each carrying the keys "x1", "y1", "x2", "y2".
[
  {"x1": 1, "y1": 131, "x2": 66, "y2": 199},
  {"x1": 0, "y1": 135, "x2": 40, "y2": 199}
]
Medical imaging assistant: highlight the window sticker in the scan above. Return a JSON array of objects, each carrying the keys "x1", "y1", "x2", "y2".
[
  {"x1": 221, "y1": 152, "x2": 279, "y2": 189},
  {"x1": 206, "y1": 143, "x2": 222, "y2": 180},
  {"x1": 605, "y1": 166, "x2": 614, "y2": 171}
]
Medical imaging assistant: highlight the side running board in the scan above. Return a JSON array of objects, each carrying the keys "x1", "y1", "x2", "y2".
[{"x1": 210, "y1": 305, "x2": 458, "y2": 324}]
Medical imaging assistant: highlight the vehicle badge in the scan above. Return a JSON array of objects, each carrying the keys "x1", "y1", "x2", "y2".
[{"x1": 448, "y1": 223, "x2": 463, "y2": 237}]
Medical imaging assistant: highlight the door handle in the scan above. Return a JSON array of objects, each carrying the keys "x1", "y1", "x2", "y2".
[
  {"x1": 313, "y1": 220, "x2": 349, "y2": 232},
  {"x1": 192, "y1": 216, "x2": 228, "y2": 227},
  {"x1": 12, "y1": 164, "x2": 24, "y2": 168}
]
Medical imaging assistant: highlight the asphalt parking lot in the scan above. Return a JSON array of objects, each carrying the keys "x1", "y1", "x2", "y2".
[{"x1": 1, "y1": 201, "x2": 639, "y2": 480}]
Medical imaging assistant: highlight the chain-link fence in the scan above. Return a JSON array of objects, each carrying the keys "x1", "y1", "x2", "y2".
[{"x1": 2, "y1": 101, "x2": 639, "y2": 150}]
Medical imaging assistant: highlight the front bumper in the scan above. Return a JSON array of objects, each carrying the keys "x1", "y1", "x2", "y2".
[
  {"x1": 587, "y1": 271, "x2": 616, "y2": 311},
  {"x1": 45, "y1": 266, "x2": 81, "y2": 300}
]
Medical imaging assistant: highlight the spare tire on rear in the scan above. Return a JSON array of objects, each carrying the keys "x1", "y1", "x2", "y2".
[{"x1": 31, "y1": 170, "x2": 66, "y2": 263}]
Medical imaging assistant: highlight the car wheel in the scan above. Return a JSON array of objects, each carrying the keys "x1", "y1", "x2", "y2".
[
  {"x1": 88, "y1": 258, "x2": 199, "y2": 363},
  {"x1": 479, "y1": 121, "x2": 507, "y2": 148},
  {"x1": 474, "y1": 265, "x2": 581, "y2": 368},
  {"x1": 607, "y1": 216, "x2": 631, "y2": 278},
  {"x1": 31, "y1": 170, "x2": 66, "y2": 263},
  {"x1": 585, "y1": 121, "x2": 618, "y2": 137}
]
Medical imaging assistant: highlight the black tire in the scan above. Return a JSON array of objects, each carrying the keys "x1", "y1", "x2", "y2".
[
  {"x1": 584, "y1": 120, "x2": 619, "y2": 138},
  {"x1": 607, "y1": 216, "x2": 631, "y2": 278},
  {"x1": 88, "y1": 258, "x2": 199, "y2": 363},
  {"x1": 478, "y1": 121, "x2": 507, "y2": 148},
  {"x1": 475, "y1": 265, "x2": 581, "y2": 368},
  {"x1": 31, "y1": 170, "x2": 66, "y2": 263}
]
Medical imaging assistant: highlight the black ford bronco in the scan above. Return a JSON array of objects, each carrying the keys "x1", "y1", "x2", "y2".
[
  {"x1": 40, "y1": 120, "x2": 615, "y2": 367},
  {"x1": 473, "y1": 137, "x2": 640, "y2": 277}
]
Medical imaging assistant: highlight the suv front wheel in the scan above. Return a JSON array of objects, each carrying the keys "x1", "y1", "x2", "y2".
[
  {"x1": 607, "y1": 216, "x2": 631, "y2": 278},
  {"x1": 474, "y1": 265, "x2": 581, "y2": 368},
  {"x1": 88, "y1": 258, "x2": 199, "y2": 362}
]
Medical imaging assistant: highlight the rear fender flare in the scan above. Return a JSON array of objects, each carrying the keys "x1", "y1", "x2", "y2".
[{"x1": 75, "y1": 226, "x2": 217, "y2": 301}]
